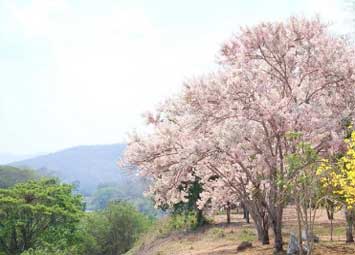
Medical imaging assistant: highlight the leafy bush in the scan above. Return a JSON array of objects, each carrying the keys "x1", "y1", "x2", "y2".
[
  {"x1": 169, "y1": 179, "x2": 206, "y2": 227},
  {"x1": 169, "y1": 211, "x2": 202, "y2": 231},
  {"x1": 81, "y1": 201, "x2": 154, "y2": 255},
  {"x1": 21, "y1": 248, "x2": 67, "y2": 255},
  {"x1": 20, "y1": 245, "x2": 78, "y2": 255}
]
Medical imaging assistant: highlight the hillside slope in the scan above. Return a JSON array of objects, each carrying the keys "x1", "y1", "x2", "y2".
[
  {"x1": 0, "y1": 165, "x2": 37, "y2": 188},
  {"x1": 10, "y1": 144, "x2": 129, "y2": 194},
  {"x1": 127, "y1": 209, "x2": 355, "y2": 255}
]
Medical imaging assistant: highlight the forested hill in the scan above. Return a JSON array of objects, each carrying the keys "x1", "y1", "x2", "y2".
[
  {"x1": 9, "y1": 143, "x2": 130, "y2": 194},
  {"x1": 0, "y1": 165, "x2": 37, "y2": 188}
]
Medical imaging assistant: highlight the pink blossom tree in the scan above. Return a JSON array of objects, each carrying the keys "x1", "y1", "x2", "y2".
[{"x1": 123, "y1": 17, "x2": 355, "y2": 252}]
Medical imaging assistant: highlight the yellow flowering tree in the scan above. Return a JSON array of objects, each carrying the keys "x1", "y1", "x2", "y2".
[{"x1": 317, "y1": 130, "x2": 355, "y2": 243}]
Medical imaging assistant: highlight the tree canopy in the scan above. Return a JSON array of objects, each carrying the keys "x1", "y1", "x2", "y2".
[{"x1": 0, "y1": 178, "x2": 83, "y2": 255}]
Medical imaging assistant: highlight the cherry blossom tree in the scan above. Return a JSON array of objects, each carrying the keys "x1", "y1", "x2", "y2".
[
  {"x1": 123, "y1": 17, "x2": 355, "y2": 252},
  {"x1": 202, "y1": 17, "x2": 355, "y2": 251}
]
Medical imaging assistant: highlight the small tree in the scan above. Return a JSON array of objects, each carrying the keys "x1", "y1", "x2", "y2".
[
  {"x1": 81, "y1": 201, "x2": 152, "y2": 255},
  {"x1": 317, "y1": 130, "x2": 355, "y2": 243},
  {"x1": 318, "y1": 175, "x2": 341, "y2": 241},
  {"x1": 286, "y1": 134, "x2": 321, "y2": 255},
  {"x1": 170, "y1": 178, "x2": 207, "y2": 227}
]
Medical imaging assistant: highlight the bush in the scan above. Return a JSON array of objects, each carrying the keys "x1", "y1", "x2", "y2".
[
  {"x1": 169, "y1": 211, "x2": 202, "y2": 231},
  {"x1": 81, "y1": 201, "x2": 153, "y2": 255},
  {"x1": 21, "y1": 247, "x2": 71, "y2": 255}
]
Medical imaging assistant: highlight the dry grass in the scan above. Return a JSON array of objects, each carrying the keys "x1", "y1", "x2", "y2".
[{"x1": 127, "y1": 207, "x2": 355, "y2": 255}]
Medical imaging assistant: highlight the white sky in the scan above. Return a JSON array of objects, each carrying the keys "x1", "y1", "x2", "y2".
[{"x1": 0, "y1": 0, "x2": 353, "y2": 154}]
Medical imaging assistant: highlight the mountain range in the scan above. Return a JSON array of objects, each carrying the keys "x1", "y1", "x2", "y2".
[{"x1": 9, "y1": 143, "x2": 130, "y2": 195}]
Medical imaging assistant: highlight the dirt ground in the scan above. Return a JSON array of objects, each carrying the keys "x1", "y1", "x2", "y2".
[{"x1": 131, "y1": 207, "x2": 355, "y2": 255}]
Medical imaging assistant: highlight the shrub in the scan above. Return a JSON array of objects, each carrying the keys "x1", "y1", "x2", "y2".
[
  {"x1": 169, "y1": 211, "x2": 202, "y2": 231},
  {"x1": 81, "y1": 201, "x2": 153, "y2": 255}
]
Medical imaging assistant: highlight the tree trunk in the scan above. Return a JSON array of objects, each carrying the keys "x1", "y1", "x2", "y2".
[
  {"x1": 296, "y1": 195, "x2": 303, "y2": 255},
  {"x1": 330, "y1": 219, "x2": 333, "y2": 241},
  {"x1": 272, "y1": 222, "x2": 283, "y2": 252},
  {"x1": 226, "y1": 202, "x2": 231, "y2": 224},
  {"x1": 256, "y1": 223, "x2": 270, "y2": 244},
  {"x1": 196, "y1": 209, "x2": 204, "y2": 226},
  {"x1": 326, "y1": 205, "x2": 334, "y2": 242},
  {"x1": 241, "y1": 202, "x2": 246, "y2": 218},
  {"x1": 270, "y1": 205, "x2": 284, "y2": 253},
  {"x1": 245, "y1": 208, "x2": 250, "y2": 223},
  {"x1": 247, "y1": 201, "x2": 270, "y2": 245},
  {"x1": 345, "y1": 209, "x2": 354, "y2": 243},
  {"x1": 242, "y1": 203, "x2": 250, "y2": 223}
]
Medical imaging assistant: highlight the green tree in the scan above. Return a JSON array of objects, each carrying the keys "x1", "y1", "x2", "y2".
[
  {"x1": 0, "y1": 178, "x2": 83, "y2": 255},
  {"x1": 287, "y1": 138, "x2": 321, "y2": 255},
  {"x1": 82, "y1": 201, "x2": 153, "y2": 255},
  {"x1": 170, "y1": 178, "x2": 206, "y2": 228},
  {"x1": 88, "y1": 181, "x2": 160, "y2": 217}
]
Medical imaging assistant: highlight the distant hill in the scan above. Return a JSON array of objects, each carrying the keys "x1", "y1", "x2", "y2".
[
  {"x1": 10, "y1": 144, "x2": 130, "y2": 195},
  {"x1": 0, "y1": 165, "x2": 37, "y2": 188}
]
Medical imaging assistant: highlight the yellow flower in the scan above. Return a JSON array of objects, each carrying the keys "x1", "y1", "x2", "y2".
[{"x1": 318, "y1": 131, "x2": 355, "y2": 209}]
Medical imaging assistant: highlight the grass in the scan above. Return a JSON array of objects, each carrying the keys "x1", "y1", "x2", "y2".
[{"x1": 238, "y1": 229, "x2": 257, "y2": 242}]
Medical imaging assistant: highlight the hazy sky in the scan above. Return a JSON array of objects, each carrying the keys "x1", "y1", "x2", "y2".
[{"x1": 0, "y1": 0, "x2": 352, "y2": 154}]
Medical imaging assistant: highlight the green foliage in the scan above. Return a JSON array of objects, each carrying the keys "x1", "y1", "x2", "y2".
[
  {"x1": 173, "y1": 179, "x2": 203, "y2": 214},
  {"x1": 0, "y1": 178, "x2": 84, "y2": 255},
  {"x1": 21, "y1": 248, "x2": 68, "y2": 255},
  {"x1": 284, "y1": 140, "x2": 320, "y2": 197},
  {"x1": 0, "y1": 166, "x2": 37, "y2": 189},
  {"x1": 169, "y1": 179, "x2": 206, "y2": 228},
  {"x1": 168, "y1": 211, "x2": 202, "y2": 231},
  {"x1": 89, "y1": 182, "x2": 122, "y2": 209},
  {"x1": 87, "y1": 181, "x2": 161, "y2": 217},
  {"x1": 286, "y1": 141, "x2": 318, "y2": 176},
  {"x1": 81, "y1": 201, "x2": 153, "y2": 255},
  {"x1": 20, "y1": 245, "x2": 79, "y2": 255}
]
